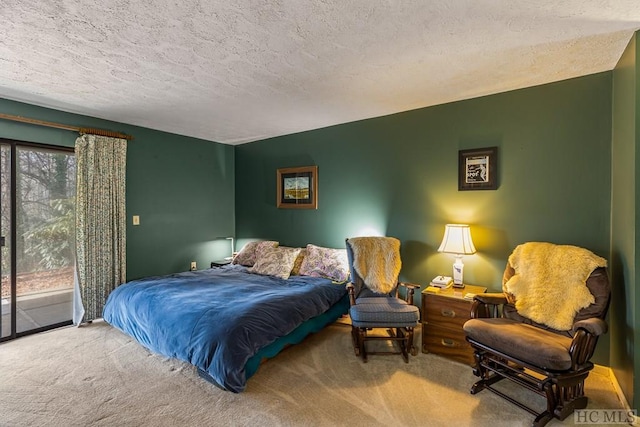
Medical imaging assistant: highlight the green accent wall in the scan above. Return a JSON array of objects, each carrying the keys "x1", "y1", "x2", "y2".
[
  {"x1": 611, "y1": 32, "x2": 639, "y2": 410},
  {"x1": 236, "y1": 72, "x2": 613, "y2": 364},
  {"x1": 0, "y1": 98, "x2": 235, "y2": 280}
]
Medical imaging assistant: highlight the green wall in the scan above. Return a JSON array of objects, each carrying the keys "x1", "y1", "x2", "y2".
[
  {"x1": 235, "y1": 72, "x2": 613, "y2": 364},
  {"x1": 0, "y1": 98, "x2": 235, "y2": 280},
  {"x1": 611, "y1": 33, "x2": 639, "y2": 410}
]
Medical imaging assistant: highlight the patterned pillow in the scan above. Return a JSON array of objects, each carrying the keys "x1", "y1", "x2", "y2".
[
  {"x1": 250, "y1": 245, "x2": 302, "y2": 279},
  {"x1": 298, "y1": 244, "x2": 349, "y2": 282},
  {"x1": 232, "y1": 240, "x2": 278, "y2": 266}
]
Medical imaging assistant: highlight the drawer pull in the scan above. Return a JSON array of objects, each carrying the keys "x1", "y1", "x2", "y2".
[
  {"x1": 441, "y1": 308, "x2": 456, "y2": 317},
  {"x1": 441, "y1": 339, "x2": 456, "y2": 347}
]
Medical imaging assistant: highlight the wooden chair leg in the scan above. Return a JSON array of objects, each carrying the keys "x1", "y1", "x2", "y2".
[
  {"x1": 550, "y1": 378, "x2": 589, "y2": 421},
  {"x1": 359, "y1": 328, "x2": 368, "y2": 362},
  {"x1": 351, "y1": 325, "x2": 360, "y2": 357},
  {"x1": 410, "y1": 328, "x2": 417, "y2": 356},
  {"x1": 396, "y1": 328, "x2": 409, "y2": 362}
]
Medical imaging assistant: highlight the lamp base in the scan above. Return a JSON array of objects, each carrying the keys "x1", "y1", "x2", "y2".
[{"x1": 452, "y1": 256, "x2": 465, "y2": 287}]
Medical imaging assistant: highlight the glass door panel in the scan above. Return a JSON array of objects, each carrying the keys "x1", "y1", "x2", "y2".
[
  {"x1": 15, "y1": 146, "x2": 75, "y2": 334},
  {"x1": 1, "y1": 144, "x2": 11, "y2": 338}
]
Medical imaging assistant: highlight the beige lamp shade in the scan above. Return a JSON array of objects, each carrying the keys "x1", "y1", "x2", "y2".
[{"x1": 437, "y1": 224, "x2": 476, "y2": 255}]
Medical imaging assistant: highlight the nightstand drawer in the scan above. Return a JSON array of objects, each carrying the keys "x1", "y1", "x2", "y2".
[
  {"x1": 423, "y1": 295, "x2": 472, "y2": 329},
  {"x1": 423, "y1": 325, "x2": 474, "y2": 365}
]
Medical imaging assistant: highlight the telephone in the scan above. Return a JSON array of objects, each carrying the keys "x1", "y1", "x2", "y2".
[{"x1": 431, "y1": 275, "x2": 453, "y2": 288}]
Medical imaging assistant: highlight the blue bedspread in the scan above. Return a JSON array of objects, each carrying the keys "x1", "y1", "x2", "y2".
[{"x1": 103, "y1": 264, "x2": 346, "y2": 392}]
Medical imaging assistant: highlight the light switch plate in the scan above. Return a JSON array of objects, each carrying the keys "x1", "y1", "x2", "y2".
[{"x1": 132, "y1": 215, "x2": 140, "y2": 225}]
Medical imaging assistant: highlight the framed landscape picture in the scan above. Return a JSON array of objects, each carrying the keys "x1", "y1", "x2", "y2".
[
  {"x1": 276, "y1": 165, "x2": 318, "y2": 209},
  {"x1": 458, "y1": 147, "x2": 498, "y2": 190}
]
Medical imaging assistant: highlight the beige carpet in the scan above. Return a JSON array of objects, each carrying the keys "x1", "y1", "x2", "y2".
[{"x1": 0, "y1": 320, "x2": 623, "y2": 427}]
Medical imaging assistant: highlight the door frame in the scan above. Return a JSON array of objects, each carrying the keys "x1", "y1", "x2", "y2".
[{"x1": 0, "y1": 138, "x2": 75, "y2": 342}]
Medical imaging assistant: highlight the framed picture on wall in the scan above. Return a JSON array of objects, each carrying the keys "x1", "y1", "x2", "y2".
[
  {"x1": 277, "y1": 165, "x2": 318, "y2": 209},
  {"x1": 458, "y1": 147, "x2": 498, "y2": 190}
]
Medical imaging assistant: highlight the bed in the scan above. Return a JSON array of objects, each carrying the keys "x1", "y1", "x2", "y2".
[{"x1": 103, "y1": 263, "x2": 348, "y2": 393}]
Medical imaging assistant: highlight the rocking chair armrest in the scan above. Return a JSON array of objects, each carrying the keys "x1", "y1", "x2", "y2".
[
  {"x1": 573, "y1": 317, "x2": 608, "y2": 337},
  {"x1": 401, "y1": 282, "x2": 420, "y2": 304},
  {"x1": 473, "y1": 293, "x2": 508, "y2": 305},
  {"x1": 470, "y1": 293, "x2": 508, "y2": 318},
  {"x1": 346, "y1": 282, "x2": 357, "y2": 306},
  {"x1": 570, "y1": 318, "x2": 608, "y2": 367},
  {"x1": 399, "y1": 282, "x2": 420, "y2": 290}
]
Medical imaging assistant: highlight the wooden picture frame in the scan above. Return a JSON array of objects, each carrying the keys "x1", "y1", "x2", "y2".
[
  {"x1": 276, "y1": 166, "x2": 318, "y2": 209},
  {"x1": 458, "y1": 147, "x2": 498, "y2": 191}
]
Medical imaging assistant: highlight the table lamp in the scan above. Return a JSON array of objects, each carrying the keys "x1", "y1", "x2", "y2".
[
  {"x1": 225, "y1": 237, "x2": 235, "y2": 260},
  {"x1": 437, "y1": 224, "x2": 476, "y2": 287}
]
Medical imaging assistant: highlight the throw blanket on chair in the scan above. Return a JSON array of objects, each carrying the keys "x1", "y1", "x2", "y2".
[
  {"x1": 504, "y1": 242, "x2": 607, "y2": 331},
  {"x1": 348, "y1": 237, "x2": 401, "y2": 295}
]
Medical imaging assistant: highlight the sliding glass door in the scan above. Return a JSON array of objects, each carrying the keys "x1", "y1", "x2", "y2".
[
  {"x1": 1, "y1": 140, "x2": 75, "y2": 340},
  {"x1": 1, "y1": 144, "x2": 11, "y2": 338}
]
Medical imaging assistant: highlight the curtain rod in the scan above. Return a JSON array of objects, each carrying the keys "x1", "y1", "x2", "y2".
[{"x1": 0, "y1": 112, "x2": 134, "y2": 140}]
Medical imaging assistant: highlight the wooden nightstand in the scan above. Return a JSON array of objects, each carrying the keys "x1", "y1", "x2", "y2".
[
  {"x1": 421, "y1": 284, "x2": 487, "y2": 365},
  {"x1": 210, "y1": 259, "x2": 232, "y2": 268}
]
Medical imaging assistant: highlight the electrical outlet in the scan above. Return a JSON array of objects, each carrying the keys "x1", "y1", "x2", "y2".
[
  {"x1": 190, "y1": 261, "x2": 197, "y2": 271},
  {"x1": 132, "y1": 215, "x2": 140, "y2": 225}
]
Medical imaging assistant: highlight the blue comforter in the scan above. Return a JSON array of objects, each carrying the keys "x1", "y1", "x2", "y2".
[{"x1": 103, "y1": 264, "x2": 346, "y2": 392}]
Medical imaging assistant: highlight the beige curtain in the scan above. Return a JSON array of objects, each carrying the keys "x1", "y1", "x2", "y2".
[{"x1": 73, "y1": 134, "x2": 127, "y2": 324}]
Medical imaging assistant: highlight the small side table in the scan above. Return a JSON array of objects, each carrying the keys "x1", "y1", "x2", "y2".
[
  {"x1": 421, "y1": 284, "x2": 487, "y2": 365},
  {"x1": 210, "y1": 259, "x2": 232, "y2": 268}
]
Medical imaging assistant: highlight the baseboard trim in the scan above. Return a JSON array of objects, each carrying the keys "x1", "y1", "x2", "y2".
[{"x1": 594, "y1": 364, "x2": 637, "y2": 426}]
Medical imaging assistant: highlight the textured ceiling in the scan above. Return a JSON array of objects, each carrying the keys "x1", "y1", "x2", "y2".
[{"x1": 1, "y1": 1, "x2": 639, "y2": 145}]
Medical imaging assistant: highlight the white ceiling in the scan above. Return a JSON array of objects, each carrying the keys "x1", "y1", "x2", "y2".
[{"x1": 1, "y1": 1, "x2": 639, "y2": 145}]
